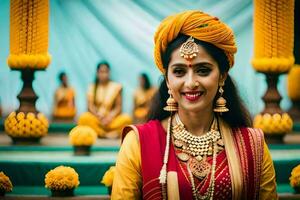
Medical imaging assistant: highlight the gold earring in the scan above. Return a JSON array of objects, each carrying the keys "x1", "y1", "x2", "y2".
[
  {"x1": 214, "y1": 83, "x2": 229, "y2": 113},
  {"x1": 164, "y1": 90, "x2": 178, "y2": 112}
]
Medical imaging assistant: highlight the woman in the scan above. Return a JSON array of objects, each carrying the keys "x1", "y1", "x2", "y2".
[
  {"x1": 133, "y1": 73, "x2": 156, "y2": 123},
  {"x1": 112, "y1": 11, "x2": 277, "y2": 199},
  {"x1": 78, "y1": 62, "x2": 132, "y2": 138},
  {"x1": 52, "y1": 72, "x2": 76, "y2": 120}
]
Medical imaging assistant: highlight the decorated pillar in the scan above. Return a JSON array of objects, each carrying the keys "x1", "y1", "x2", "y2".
[
  {"x1": 4, "y1": 0, "x2": 51, "y2": 143},
  {"x1": 252, "y1": 0, "x2": 294, "y2": 143},
  {"x1": 287, "y1": 0, "x2": 300, "y2": 123}
]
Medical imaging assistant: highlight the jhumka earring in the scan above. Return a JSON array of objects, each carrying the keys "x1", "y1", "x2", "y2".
[
  {"x1": 164, "y1": 90, "x2": 178, "y2": 112},
  {"x1": 214, "y1": 82, "x2": 229, "y2": 113}
]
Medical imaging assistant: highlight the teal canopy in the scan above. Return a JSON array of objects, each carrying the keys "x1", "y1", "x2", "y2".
[{"x1": 0, "y1": 0, "x2": 291, "y2": 118}]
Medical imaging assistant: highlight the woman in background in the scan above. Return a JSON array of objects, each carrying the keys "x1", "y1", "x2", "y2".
[
  {"x1": 78, "y1": 61, "x2": 132, "y2": 138},
  {"x1": 133, "y1": 73, "x2": 156, "y2": 123},
  {"x1": 52, "y1": 72, "x2": 76, "y2": 120}
]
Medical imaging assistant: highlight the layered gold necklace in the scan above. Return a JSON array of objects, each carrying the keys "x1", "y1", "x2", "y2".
[{"x1": 172, "y1": 113, "x2": 224, "y2": 200}]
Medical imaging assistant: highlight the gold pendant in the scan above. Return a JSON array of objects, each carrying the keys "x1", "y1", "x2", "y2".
[
  {"x1": 195, "y1": 155, "x2": 203, "y2": 161},
  {"x1": 177, "y1": 152, "x2": 190, "y2": 162},
  {"x1": 189, "y1": 158, "x2": 211, "y2": 180}
]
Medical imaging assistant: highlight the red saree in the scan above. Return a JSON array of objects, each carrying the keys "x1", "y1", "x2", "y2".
[{"x1": 123, "y1": 119, "x2": 264, "y2": 200}]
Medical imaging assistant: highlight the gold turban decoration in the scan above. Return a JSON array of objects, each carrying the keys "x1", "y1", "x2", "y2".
[{"x1": 154, "y1": 10, "x2": 237, "y2": 73}]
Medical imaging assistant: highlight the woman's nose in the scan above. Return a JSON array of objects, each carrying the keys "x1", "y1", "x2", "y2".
[{"x1": 185, "y1": 71, "x2": 198, "y2": 89}]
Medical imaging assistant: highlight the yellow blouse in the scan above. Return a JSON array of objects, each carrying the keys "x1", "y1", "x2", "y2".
[
  {"x1": 87, "y1": 81, "x2": 122, "y2": 116},
  {"x1": 112, "y1": 131, "x2": 278, "y2": 200},
  {"x1": 53, "y1": 86, "x2": 76, "y2": 117}
]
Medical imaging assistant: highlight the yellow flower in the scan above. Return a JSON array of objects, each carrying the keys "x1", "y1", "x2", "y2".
[
  {"x1": 8, "y1": 0, "x2": 51, "y2": 69},
  {"x1": 101, "y1": 166, "x2": 115, "y2": 187},
  {"x1": 290, "y1": 164, "x2": 300, "y2": 187},
  {"x1": 4, "y1": 111, "x2": 48, "y2": 138},
  {"x1": 252, "y1": 0, "x2": 295, "y2": 73},
  {"x1": 287, "y1": 65, "x2": 300, "y2": 101},
  {"x1": 253, "y1": 113, "x2": 293, "y2": 134},
  {"x1": 45, "y1": 166, "x2": 79, "y2": 190},
  {"x1": 69, "y1": 126, "x2": 97, "y2": 146},
  {"x1": 0, "y1": 172, "x2": 13, "y2": 192}
]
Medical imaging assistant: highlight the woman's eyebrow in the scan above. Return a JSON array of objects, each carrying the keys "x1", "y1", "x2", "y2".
[{"x1": 170, "y1": 62, "x2": 213, "y2": 68}]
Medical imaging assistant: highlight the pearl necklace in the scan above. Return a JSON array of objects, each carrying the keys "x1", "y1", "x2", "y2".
[{"x1": 173, "y1": 114, "x2": 224, "y2": 161}]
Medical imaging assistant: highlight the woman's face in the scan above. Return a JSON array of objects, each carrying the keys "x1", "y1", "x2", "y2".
[
  {"x1": 61, "y1": 75, "x2": 68, "y2": 86},
  {"x1": 97, "y1": 65, "x2": 110, "y2": 83},
  {"x1": 139, "y1": 76, "x2": 146, "y2": 88},
  {"x1": 167, "y1": 45, "x2": 226, "y2": 113}
]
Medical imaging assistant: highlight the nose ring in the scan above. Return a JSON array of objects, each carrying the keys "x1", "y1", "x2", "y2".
[{"x1": 194, "y1": 81, "x2": 200, "y2": 87}]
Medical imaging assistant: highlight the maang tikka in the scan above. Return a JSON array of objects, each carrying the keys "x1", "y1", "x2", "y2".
[{"x1": 180, "y1": 36, "x2": 199, "y2": 60}]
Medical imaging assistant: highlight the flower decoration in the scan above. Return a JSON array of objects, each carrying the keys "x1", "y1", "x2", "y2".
[
  {"x1": 45, "y1": 166, "x2": 79, "y2": 191},
  {"x1": 8, "y1": 0, "x2": 51, "y2": 69},
  {"x1": 287, "y1": 65, "x2": 300, "y2": 101},
  {"x1": 4, "y1": 112, "x2": 48, "y2": 138},
  {"x1": 253, "y1": 113, "x2": 293, "y2": 134},
  {"x1": 0, "y1": 172, "x2": 13, "y2": 193},
  {"x1": 290, "y1": 164, "x2": 300, "y2": 190},
  {"x1": 69, "y1": 125, "x2": 97, "y2": 146},
  {"x1": 252, "y1": 0, "x2": 295, "y2": 73},
  {"x1": 101, "y1": 166, "x2": 115, "y2": 187}
]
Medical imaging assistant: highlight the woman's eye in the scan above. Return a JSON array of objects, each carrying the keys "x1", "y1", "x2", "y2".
[
  {"x1": 196, "y1": 67, "x2": 211, "y2": 76},
  {"x1": 173, "y1": 68, "x2": 185, "y2": 76}
]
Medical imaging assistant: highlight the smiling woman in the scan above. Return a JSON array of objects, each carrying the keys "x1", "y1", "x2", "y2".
[{"x1": 112, "y1": 10, "x2": 277, "y2": 200}]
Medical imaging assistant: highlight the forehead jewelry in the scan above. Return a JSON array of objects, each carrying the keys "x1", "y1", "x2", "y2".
[{"x1": 180, "y1": 36, "x2": 199, "y2": 60}]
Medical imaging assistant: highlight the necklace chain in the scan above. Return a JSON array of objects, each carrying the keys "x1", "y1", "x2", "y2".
[{"x1": 171, "y1": 113, "x2": 223, "y2": 200}]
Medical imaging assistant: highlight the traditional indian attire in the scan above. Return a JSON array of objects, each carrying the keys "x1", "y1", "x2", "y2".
[
  {"x1": 112, "y1": 119, "x2": 277, "y2": 199},
  {"x1": 112, "y1": 10, "x2": 277, "y2": 199},
  {"x1": 52, "y1": 86, "x2": 76, "y2": 119},
  {"x1": 78, "y1": 81, "x2": 132, "y2": 137},
  {"x1": 133, "y1": 87, "x2": 156, "y2": 123}
]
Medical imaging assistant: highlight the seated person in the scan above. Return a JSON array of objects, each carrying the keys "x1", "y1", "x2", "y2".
[
  {"x1": 133, "y1": 73, "x2": 156, "y2": 123},
  {"x1": 78, "y1": 61, "x2": 132, "y2": 138},
  {"x1": 52, "y1": 72, "x2": 76, "y2": 120}
]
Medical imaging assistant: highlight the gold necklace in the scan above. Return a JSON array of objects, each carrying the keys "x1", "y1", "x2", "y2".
[
  {"x1": 187, "y1": 143, "x2": 217, "y2": 200},
  {"x1": 173, "y1": 114, "x2": 224, "y2": 162},
  {"x1": 172, "y1": 113, "x2": 223, "y2": 199}
]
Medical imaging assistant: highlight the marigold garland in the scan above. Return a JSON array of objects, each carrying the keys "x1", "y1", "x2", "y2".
[
  {"x1": 0, "y1": 172, "x2": 13, "y2": 193},
  {"x1": 253, "y1": 113, "x2": 293, "y2": 134},
  {"x1": 8, "y1": 0, "x2": 51, "y2": 69},
  {"x1": 252, "y1": 0, "x2": 295, "y2": 73},
  {"x1": 290, "y1": 164, "x2": 300, "y2": 188},
  {"x1": 101, "y1": 166, "x2": 115, "y2": 187},
  {"x1": 45, "y1": 166, "x2": 79, "y2": 191},
  {"x1": 287, "y1": 65, "x2": 300, "y2": 101},
  {"x1": 4, "y1": 111, "x2": 48, "y2": 138},
  {"x1": 69, "y1": 125, "x2": 97, "y2": 146}
]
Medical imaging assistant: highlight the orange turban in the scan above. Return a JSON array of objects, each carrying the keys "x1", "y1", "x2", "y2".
[{"x1": 154, "y1": 10, "x2": 237, "y2": 73}]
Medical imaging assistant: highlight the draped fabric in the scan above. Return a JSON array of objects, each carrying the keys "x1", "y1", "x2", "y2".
[
  {"x1": 0, "y1": 0, "x2": 291, "y2": 117},
  {"x1": 130, "y1": 120, "x2": 264, "y2": 199}
]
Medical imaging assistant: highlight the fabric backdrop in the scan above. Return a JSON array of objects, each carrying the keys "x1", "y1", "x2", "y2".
[{"x1": 0, "y1": 0, "x2": 291, "y2": 119}]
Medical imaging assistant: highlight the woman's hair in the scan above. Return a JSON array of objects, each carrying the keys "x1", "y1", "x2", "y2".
[
  {"x1": 140, "y1": 73, "x2": 151, "y2": 90},
  {"x1": 58, "y1": 71, "x2": 66, "y2": 83},
  {"x1": 93, "y1": 61, "x2": 110, "y2": 104},
  {"x1": 148, "y1": 34, "x2": 252, "y2": 128}
]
